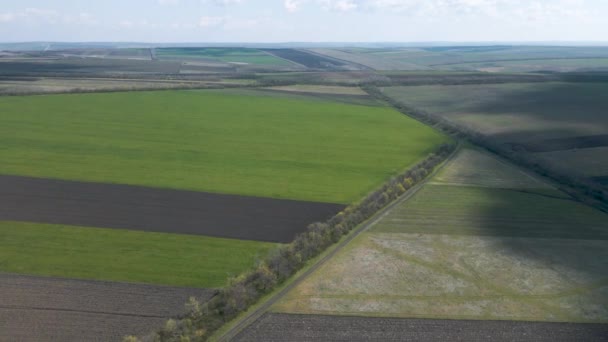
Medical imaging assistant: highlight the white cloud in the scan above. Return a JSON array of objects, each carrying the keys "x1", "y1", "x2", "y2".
[
  {"x1": 199, "y1": 15, "x2": 227, "y2": 27},
  {"x1": 224, "y1": 17, "x2": 259, "y2": 29},
  {"x1": 198, "y1": 15, "x2": 261, "y2": 29},
  {"x1": 366, "y1": 0, "x2": 592, "y2": 18},
  {"x1": 215, "y1": 0, "x2": 244, "y2": 4},
  {"x1": 0, "y1": 8, "x2": 98, "y2": 26},
  {"x1": 202, "y1": 0, "x2": 245, "y2": 6},
  {"x1": 119, "y1": 19, "x2": 156, "y2": 29},
  {"x1": 0, "y1": 12, "x2": 15, "y2": 23},
  {"x1": 320, "y1": 0, "x2": 359, "y2": 12},
  {"x1": 284, "y1": 0, "x2": 306, "y2": 13}
]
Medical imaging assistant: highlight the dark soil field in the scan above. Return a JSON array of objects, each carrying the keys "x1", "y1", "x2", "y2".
[
  {"x1": 0, "y1": 273, "x2": 215, "y2": 342},
  {"x1": 594, "y1": 176, "x2": 608, "y2": 185},
  {"x1": 518, "y1": 134, "x2": 608, "y2": 152},
  {"x1": 234, "y1": 313, "x2": 608, "y2": 342},
  {"x1": 263, "y1": 49, "x2": 349, "y2": 69},
  {"x1": 0, "y1": 58, "x2": 183, "y2": 76},
  {"x1": 0, "y1": 175, "x2": 344, "y2": 243}
]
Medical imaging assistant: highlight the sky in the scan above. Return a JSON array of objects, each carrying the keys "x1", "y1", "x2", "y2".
[{"x1": 0, "y1": 0, "x2": 607, "y2": 43}]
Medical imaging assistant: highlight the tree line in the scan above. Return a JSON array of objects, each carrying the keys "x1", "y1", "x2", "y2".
[{"x1": 129, "y1": 142, "x2": 456, "y2": 342}]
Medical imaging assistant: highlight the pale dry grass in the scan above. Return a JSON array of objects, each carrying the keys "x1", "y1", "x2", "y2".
[
  {"x1": 433, "y1": 149, "x2": 552, "y2": 189},
  {"x1": 273, "y1": 149, "x2": 608, "y2": 323},
  {"x1": 275, "y1": 232, "x2": 608, "y2": 322}
]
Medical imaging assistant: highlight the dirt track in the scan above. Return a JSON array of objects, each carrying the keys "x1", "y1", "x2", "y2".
[
  {"x1": 0, "y1": 273, "x2": 215, "y2": 342},
  {"x1": 234, "y1": 313, "x2": 608, "y2": 342},
  {"x1": 0, "y1": 175, "x2": 344, "y2": 243}
]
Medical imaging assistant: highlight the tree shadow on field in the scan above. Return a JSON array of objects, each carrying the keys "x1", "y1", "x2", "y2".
[
  {"x1": 438, "y1": 82, "x2": 608, "y2": 145},
  {"x1": 431, "y1": 151, "x2": 608, "y2": 328}
]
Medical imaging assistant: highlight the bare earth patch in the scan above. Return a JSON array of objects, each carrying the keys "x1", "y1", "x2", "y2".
[
  {"x1": 235, "y1": 313, "x2": 608, "y2": 342},
  {"x1": 0, "y1": 273, "x2": 215, "y2": 342},
  {"x1": 0, "y1": 174, "x2": 343, "y2": 243}
]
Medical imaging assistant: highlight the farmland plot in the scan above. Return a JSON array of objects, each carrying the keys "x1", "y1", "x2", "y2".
[
  {"x1": 0, "y1": 221, "x2": 276, "y2": 288},
  {"x1": 0, "y1": 90, "x2": 446, "y2": 204},
  {"x1": 384, "y1": 82, "x2": 608, "y2": 184},
  {"x1": 311, "y1": 46, "x2": 608, "y2": 72},
  {"x1": 273, "y1": 149, "x2": 608, "y2": 323},
  {"x1": 235, "y1": 313, "x2": 608, "y2": 342},
  {"x1": 155, "y1": 47, "x2": 293, "y2": 67},
  {"x1": 0, "y1": 174, "x2": 342, "y2": 243},
  {"x1": 0, "y1": 273, "x2": 215, "y2": 342}
]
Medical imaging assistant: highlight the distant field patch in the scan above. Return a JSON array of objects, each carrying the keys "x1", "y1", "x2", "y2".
[
  {"x1": 0, "y1": 90, "x2": 447, "y2": 203},
  {"x1": 0, "y1": 221, "x2": 276, "y2": 288},
  {"x1": 156, "y1": 47, "x2": 292, "y2": 66},
  {"x1": 534, "y1": 147, "x2": 608, "y2": 178},
  {"x1": 307, "y1": 48, "x2": 429, "y2": 70},
  {"x1": 518, "y1": 134, "x2": 608, "y2": 152},
  {"x1": 594, "y1": 176, "x2": 608, "y2": 185},
  {"x1": 263, "y1": 49, "x2": 348, "y2": 69},
  {"x1": 383, "y1": 82, "x2": 608, "y2": 143},
  {"x1": 263, "y1": 84, "x2": 367, "y2": 95},
  {"x1": 0, "y1": 77, "x2": 215, "y2": 95},
  {"x1": 384, "y1": 82, "x2": 608, "y2": 182},
  {"x1": 439, "y1": 58, "x2": 608, "y2": 73}
]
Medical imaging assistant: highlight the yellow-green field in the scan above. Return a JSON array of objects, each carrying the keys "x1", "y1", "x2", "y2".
[{"x1": 0, "y1": 89, "x2": 447, "y2": 204}]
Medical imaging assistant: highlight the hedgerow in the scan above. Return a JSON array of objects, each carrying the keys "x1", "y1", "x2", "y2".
[{"x1": 131, "y1": 142, "x2": 455, "y2": 342}]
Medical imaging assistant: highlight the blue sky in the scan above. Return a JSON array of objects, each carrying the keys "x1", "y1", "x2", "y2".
[{"x1": 0, "y1": 0, "x2": 607, "y2": 42}]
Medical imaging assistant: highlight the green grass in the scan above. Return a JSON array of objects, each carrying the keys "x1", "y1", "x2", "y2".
[
  {"x1": 156, "y1": 47, "x2": 292, "y2": 66},
  {"x1": 0, "y1": 90, "x2": 447, "y2": 204},
  {"x1": 0, "y1": 221, "x2": 277, "y2": 288}
]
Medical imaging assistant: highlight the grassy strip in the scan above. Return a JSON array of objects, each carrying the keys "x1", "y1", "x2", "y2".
[
  {"x1": 0, "y1": 221, "x2": 277, "y2": 288},
  {"x1": 155, "y1": 48, "x2": 292, "y2": 66},
  {"x1": 374, "y1": 185, "x2": 608, "y2": 239},
  {"x1": 138, "y1": 143, "x2": 456, "y2": 341},
  {"x1": 0, "y1": 90, "x2": 446, "y2": 204}
]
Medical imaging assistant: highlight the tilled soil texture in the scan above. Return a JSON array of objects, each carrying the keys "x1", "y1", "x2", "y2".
[
  {"x1": 0, "y1": 273, "x2": 215, "y2": 342},
  {"x1": 0, "y1": 175, "x2": 344, "y2": 243},
  {"x1": 516, "y1": 134, "x2": 608, "y2": 152},
  {"x1": 234, "y1": 313, "x2": 608, "y2": 342},
  {"x1": 263, "y1": 49, "x2": 350, "y2": 69},
  {"x1": 593, "y1": 176, "x2": 608, "y2": 185}
]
